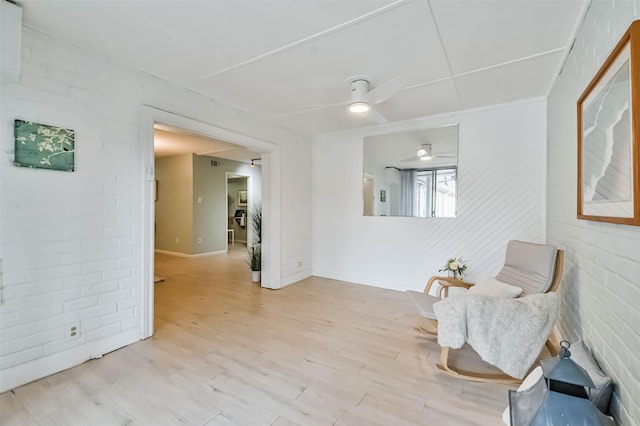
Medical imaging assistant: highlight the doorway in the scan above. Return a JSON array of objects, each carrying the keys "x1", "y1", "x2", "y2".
[
  {"x1": 227, "y1": 174, "x2": 250, "y2": 248},
  {"x1": 363, "y1": 176, "x2": 374, "y2": 216},
  {"x1": 141, "y1": 107, "x2": 281, "y2": 339}
]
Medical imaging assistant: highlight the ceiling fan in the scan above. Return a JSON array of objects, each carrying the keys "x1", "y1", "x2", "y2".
[
  {"x1": 401, "y1": 144, "x2": 456, "y2": 162},
  {"x1": 300, "y1": 75, "x2": 403, "y2": 124}
]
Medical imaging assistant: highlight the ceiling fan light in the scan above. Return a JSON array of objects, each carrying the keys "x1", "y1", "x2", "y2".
[
  {"x1": 349, "y1": 102, "x2": 370, "y2": 113},
  {"x1": 417, "y1": 144, "x2": 432, "y2": 160}
]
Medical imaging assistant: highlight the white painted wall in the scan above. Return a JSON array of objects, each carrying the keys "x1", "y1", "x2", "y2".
[
  {"x1": 547, "y1": 3, "x2": 640, "y2": 424},
  {"x1": 313, "y1": 99, "x2": 547, "y2": 291},
  {"x1": 0, "y1": 28, "x2": 312, "y2": 392},
  {"x1": 155, "y1": 154, "x2": 194, "y2": 254}
]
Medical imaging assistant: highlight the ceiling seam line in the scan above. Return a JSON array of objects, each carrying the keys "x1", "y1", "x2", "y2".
[
  {"x1": 386, "y1": 47, "x2": 568, "y2": 99},
  {"x1": 399, "y1": 77, "x2": 451, "y2": 91},
  {"x1": 270, "y1": 107, "x2": 325, "y2": 120},
  {"x1": 425, "y1": 0, "x2": 464, "y2": 108},
  {"x1": 453, "y1": 47, "x2": 566, "y2": 78},
  {"x1": 188, "y1": 0, "x2": 409, "y2": 83}
]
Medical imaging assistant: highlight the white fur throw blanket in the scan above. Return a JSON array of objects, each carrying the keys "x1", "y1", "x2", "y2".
[{"x1": 433, "y1": 292, "x2": 558, "y2": 379}]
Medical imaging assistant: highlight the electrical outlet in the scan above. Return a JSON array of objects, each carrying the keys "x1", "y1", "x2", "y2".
[
  {"x1": 66, "y1": 323, "x2": 80, "y2": 341},
  {"x1": 297, "y1": 261, "x2": 303, "y2": 268},
  {"x1": 175, "y1": 237, "x2": 179, "y2": 244},
  {"x1": 197, "y1": 237, "x2": 202, "y2": 244}
]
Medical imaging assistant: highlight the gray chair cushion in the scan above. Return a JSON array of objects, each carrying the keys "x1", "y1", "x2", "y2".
[
  {"x1": 406, "y1": 290, "x2": 439, "y2": 319},
  {"x1": 495, "y1": 240, "x2": 557, "y2": 295}
]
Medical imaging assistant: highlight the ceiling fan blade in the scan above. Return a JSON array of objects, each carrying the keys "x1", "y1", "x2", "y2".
[
  {"x1": 297, "y1": 99, "x2": 349, "y2": 109},
  {"x1": 367, "y1": 76, "x2": 403, "y2": 104},
  {"x1": 360, "y1": 107, "x2": 388, "y2": 124}
]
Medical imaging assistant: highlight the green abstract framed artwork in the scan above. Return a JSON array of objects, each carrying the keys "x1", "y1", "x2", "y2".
[{"x1": 14, "y1": 120, "x2": 75, "y2": 172}]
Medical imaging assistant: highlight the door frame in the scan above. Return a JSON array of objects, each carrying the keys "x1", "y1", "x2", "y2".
[
  {"x1": 363, "y1": 173, "x2": 375, "y2": 216},
  {"x1": 139, "y1": 106, "x2": 281, "y2": 339},
  {"x1": 226, "y1": 173, "x2": 252, "y2": 249}
]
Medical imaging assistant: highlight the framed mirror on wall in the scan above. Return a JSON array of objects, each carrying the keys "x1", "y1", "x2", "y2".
[{"x1": 363, "y1": 123, "x2": 459, "y2": 217}]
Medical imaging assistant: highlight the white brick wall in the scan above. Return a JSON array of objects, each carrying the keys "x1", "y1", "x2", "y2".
[
  {"x1": 0, "y1": 27, "x2": 312, "y2": 391},
  {"x1": 547, "y1": 2, "x2": 640, "y2": 424}
]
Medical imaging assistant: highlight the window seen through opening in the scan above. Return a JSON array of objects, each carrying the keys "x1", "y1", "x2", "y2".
[{"x1": 415, "y1": 168, "x2": 456, "y2": 217}]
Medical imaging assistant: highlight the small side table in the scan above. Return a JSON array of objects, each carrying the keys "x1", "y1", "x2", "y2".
[
  {"x1": 227, "y1": 229, "x2": 235, "y2": 245},
  {"x1": 425, "y1": 276, "x2": 474, "y2": 297}
]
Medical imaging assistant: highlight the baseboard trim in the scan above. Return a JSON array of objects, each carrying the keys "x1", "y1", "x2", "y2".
[
  {"x1": 154, "y1": 249, "x2": 226, "y2": 258},
  {"x1": 192, "y1": 250, "x2": 227, "y2": 257},
  {"x1": 276, "y1": 270, "x2": 312, "y2": 289},
  {"x1": 0, "y1": 329, "x2": 140, "y2": 393}
]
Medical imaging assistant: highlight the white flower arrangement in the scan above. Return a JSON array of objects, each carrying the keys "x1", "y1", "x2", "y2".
[{"x1": 439, "y1": 257, "x2": 468, "y2": 279}]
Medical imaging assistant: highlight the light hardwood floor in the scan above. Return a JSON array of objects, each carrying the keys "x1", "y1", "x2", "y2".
[{"x1": 1, "y1": 247, "x2": 514, "y2": 425}]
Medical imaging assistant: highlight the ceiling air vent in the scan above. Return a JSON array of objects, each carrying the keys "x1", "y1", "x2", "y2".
[{"x1": 210, "y1": 160, "x2": 219, "y2": 167}]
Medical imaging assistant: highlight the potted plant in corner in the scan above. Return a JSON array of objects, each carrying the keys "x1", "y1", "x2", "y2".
[
  {"x1": 247, "y1": 204, "x2": 262, "y2": 283},
  {"x1": 248, "y1": 244, "x2": 261, "y2": 283}
]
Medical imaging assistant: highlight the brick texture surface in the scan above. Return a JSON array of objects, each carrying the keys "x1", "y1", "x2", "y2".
[
  {"x1": 547, "y1": 2, "x2": 640, "y2": 424},
  {"x1": 1, "y1": 28, "x2": 311, "y2": 388}
]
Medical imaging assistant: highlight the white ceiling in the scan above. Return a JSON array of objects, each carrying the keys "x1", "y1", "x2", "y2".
[
  {"x1": 154, "y1": 125, "x2": 261, "y2": 163},
  {"x1": 20, "y1": 0, "x2": 587, "y2": 138}
]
